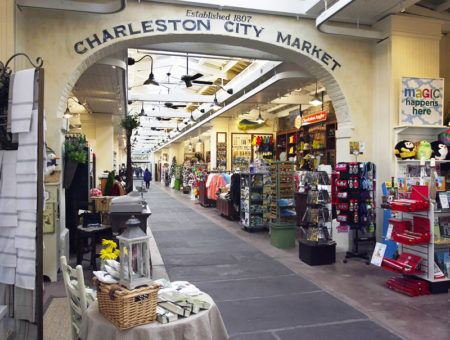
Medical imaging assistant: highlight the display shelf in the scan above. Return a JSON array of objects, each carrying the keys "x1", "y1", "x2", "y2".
[
  {"x1": 396, "y1": 159, "x2": 450, "y2": 163},
  {"x1": 269, "y1": 162, "x2": 296, "y2": 223},
  {"x1": 388, "y1": 204, "x2": 450, "y2": 288},
  {"x1": 240, "y1": 172, "x2": 269, "y2": 231}
]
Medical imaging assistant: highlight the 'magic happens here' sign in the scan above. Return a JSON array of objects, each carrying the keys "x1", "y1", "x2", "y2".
[{"x1": 400, "y1": 77, "x2": 444, "y2": 126}]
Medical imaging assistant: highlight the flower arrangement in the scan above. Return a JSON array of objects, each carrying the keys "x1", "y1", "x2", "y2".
[{"x1": 100, "y1": 239, "x2": 120, "y2": 260}]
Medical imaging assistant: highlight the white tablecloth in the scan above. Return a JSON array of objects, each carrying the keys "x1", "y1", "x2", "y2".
[{"x1": 79, "y1": 293, "x2": 229, "y2": 340}]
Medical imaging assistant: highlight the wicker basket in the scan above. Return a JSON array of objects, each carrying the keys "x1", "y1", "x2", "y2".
[
  {"x1": 94, "y1": 278, "x2": 160, "y2": 330},
  {"x1": 92, "y1": 196, "x2": 114, "y2": 213}
]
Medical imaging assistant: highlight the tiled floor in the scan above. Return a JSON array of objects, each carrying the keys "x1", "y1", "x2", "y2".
[
  {"x1": 148, "y1": 183, "x2": 447, "y2": 340},
  {"x1": 44, "y1": 182, "x2": 449, "y2": 340}
]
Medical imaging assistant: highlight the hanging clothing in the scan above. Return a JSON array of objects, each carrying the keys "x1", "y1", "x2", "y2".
[
  {"x1": 207, "y1": 174, "x2": 227, "y2": 200},
  {"x1": 230, "y1": 173, "x2": 241, "y2": 208}
]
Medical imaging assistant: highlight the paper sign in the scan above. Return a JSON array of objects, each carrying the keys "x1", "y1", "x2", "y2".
[
  {"x1": 337, "y1": 225, "x2": 349, "y2": 233},
  {"x1": 349, "y1": 141, "x2": 364, "y2": 155},
  {"x1": 371, "y1": 242, "x2": 387, "y2": 266},
  {"x1": 439, "y1": 193, "x2": 449, "y2": 209},
  {"x1": 386, "y1": 224, "x2": 393, "y2": 240},
  {"x1": 400, "y1": 77, "x2": 444, "y2": 126}
]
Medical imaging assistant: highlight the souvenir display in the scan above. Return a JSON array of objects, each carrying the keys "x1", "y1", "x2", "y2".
[{"x1": 394, "y1": 140, "x2": 416, "y2": 159}]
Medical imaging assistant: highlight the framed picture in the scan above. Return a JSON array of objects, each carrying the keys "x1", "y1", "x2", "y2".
[{"x1": 399, "y1": 77, "x2": 444, "y2": 126}]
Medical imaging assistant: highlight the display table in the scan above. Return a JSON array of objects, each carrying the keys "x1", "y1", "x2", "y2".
[{"x1": 79, "y1": 293, "x2": 229, "y2": 340}]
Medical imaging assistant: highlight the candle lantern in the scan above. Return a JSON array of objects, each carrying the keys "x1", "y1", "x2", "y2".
[{"x1": 117, "y1": 216, "x2": 152, "y2": 289}]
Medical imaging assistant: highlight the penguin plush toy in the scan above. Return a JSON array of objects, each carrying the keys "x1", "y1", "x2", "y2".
[
  {"x1": 430, "y1": 141, "x2": 448, "y2": 160},
  {"x1": 394, "y1": 140, "x2": 416, "y2": 160}
]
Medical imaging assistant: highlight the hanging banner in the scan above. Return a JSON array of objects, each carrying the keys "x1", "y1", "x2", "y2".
[
  {"x1": 301, "y1": 111, "x2": 327, "y2": 125},
  {"x1": 400, "y1": 77, "x2": 444, "y2": 126}
]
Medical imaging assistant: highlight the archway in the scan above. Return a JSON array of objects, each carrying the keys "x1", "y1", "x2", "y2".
[{"x1": 59, "y1": 33, "x2": 354, "y2": 150}]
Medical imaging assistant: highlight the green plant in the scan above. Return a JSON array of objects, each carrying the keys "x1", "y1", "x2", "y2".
[
  {"x1": 104, "y1": 170, "x2": 116, "y2": 196},
  {"x1": 64, "y1": 134, "x2": 87, "y2": 163},
  {"x1": 120, "y1": 115, "x2": 140, "y2": 136}
]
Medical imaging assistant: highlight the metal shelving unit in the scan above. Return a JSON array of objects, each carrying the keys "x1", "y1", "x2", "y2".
[{"x1": 240, "y1": 172, "x2": 269, "y2": 231}]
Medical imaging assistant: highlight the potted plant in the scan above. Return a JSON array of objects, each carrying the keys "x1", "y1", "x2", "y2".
[
  {"x1": 120, "y1": 114, "x2": 140, "y2": 193},
  {"x1": 63, "y1": 134, "x2": 88, "y2": 188}
]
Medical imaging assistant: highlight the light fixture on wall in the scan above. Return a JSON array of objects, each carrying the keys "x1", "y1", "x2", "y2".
[
  {"x1": 211, "y1": 92, "x2": 222, "y2": 110},
  {"x1": 309, "y1": 81, "x2": 322, "y2": 106},
  {"x1": 128, "y1": 55, "x2": 159, "y2": 86},
  {"x1": 256, "y1": 107, "x2": 264, "y2": 124}
]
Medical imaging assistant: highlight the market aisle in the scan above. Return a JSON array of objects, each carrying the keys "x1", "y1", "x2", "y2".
[{"x1": 146, "y1": 184, "x2": 401, "y2": 340}]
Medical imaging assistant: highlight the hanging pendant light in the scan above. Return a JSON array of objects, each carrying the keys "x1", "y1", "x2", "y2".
[
  {"x1": 197, "y1": 138, "x2": 203, "y2": 145},
  {"x1": 140, "y1": 102, "x2": 145, "y2": 116},
  {"x1": 211, "y1": 92, "x2": 222, "y2": 110},
  {"x1": 309, "y1": 81, "x2": 322, "y2": 106},
  {"x1": 128, "y1": 55, "x2": 159, "y2": 86},
  {"x1": 63, "y1": 105, "x2": 72, "y2": 119},
  {"x1": 256, "y1": 107, "x2": 264, "y2": 124},
  {"x1": 188, "y1": 138, "x2": 193, "y2": 152},
  {"x1": 189, "y1": 111, "x2": 197, "y2": 124}
]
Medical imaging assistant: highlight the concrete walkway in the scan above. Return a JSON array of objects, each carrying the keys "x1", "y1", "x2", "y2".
[{"x1": 145, "y1": 184, "x2": 401, "y2": 340}]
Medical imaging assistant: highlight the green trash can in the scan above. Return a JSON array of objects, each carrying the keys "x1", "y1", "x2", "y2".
[
  {"x1": 174, "y1": 179, "x2": 181, "y2": 190},
  {"x1": 270, "y1": 222, "x2": 296, "y2": 248}
]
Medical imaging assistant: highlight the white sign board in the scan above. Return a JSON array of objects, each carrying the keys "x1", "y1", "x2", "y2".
[
  {"x1": 370, "y1": 242, "x2": 387, "y2": 267},
  {"x1": 400, "y1": 77, "x2": 444, "y2": 126}
]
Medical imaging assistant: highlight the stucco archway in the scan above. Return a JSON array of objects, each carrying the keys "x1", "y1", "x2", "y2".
[{"x1": 59, "y1": 34, "x2": 353, "y2": 139}]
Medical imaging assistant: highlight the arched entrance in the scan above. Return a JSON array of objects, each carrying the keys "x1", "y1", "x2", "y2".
[{"x1": 62, "y1": 34, "x2": 352, "y2": 132}]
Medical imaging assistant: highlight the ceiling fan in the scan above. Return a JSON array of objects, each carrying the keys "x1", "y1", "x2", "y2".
[
  {"x1": 181, "y1": 54, "x2": 214, "y2": 88},
  {"x1": 164, "y1": 102, "x2": 187, "y2": 109}
]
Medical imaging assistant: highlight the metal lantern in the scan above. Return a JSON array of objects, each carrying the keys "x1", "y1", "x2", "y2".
[{"x1": 117, "y1": 216, "x2": 152, "y2": 289}]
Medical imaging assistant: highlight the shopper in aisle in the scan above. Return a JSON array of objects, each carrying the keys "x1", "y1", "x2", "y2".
[{"x1": 144, "y1": 168, "x2": 152, "y2": 189}]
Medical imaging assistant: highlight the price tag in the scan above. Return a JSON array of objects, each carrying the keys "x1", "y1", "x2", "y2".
[
  {"x1": 439, "y1": 193, "x2": 449, "y2": 209},
  {"x1": 386, "y1": 223, "x2": 393, "y2": 240},
  {"x1": 370, "y1": 242, "x2": 387, "y2": 267}
]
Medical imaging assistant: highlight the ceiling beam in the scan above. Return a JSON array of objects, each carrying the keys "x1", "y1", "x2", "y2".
[
  {"x1": 436, "y1": 1, "x2": 450, "y2": 13},
  {"x1": 129, "y1": 91, "x2": 215, "y2": 103}
]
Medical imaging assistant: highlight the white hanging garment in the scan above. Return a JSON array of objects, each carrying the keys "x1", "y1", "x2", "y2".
[
  {"x1": 0, "y1": 151, "x2": 18, "y2": 228},
  {"x1": 10, "y1": 69, "x2": 35, "y2": 133}
]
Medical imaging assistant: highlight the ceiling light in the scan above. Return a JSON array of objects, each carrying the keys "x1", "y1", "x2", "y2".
[
  {"x1": 128, "y1": 55, "x2": 159, "y2": 86},
  {"x1": 309, "y1": 81, "x2": 322, "y2": 106},
  {"x1": 140, "y1": 102, "x2": 145, "y2": 116},
  {"x1": 256, "y1": 107, "x2": 264, "y2": 124},
  {"x1": 211, "y1": 93, "x2": 222, "y2": 110},
  {"x1": 189, "y1": 112, "x2": 197, "y2": 124},
  {"x1": 63, "y1": 107, "x2": 72, "y2": 119},
  {"x1": 197, "y1": 138, "x2": 202, "y2": 145}
]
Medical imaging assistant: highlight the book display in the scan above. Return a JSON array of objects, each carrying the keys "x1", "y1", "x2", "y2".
[
  {"x1": 240, "y1": 172, "x2": 269, "y2": 231},
  {"x1": 334, "y1": 162, "x2": 377, "y2": 263}
]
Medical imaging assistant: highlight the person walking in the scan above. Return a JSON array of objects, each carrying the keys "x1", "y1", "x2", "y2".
[{"x1": 143, "y1": 168, "x2": 152, "y2": 189}]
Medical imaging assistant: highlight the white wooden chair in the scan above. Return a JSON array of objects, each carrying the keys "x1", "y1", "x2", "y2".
[{"x1": 60, "y1": 256, "x2": 88, "y2": 340}]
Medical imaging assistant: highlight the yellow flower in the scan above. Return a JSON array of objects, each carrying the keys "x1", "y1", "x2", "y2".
[
  {"x1": 100, "y1": 248, "x2": 117, "y2": 260},
  {"x1": 123, "y1": 247, "x2": 128, "y2": 255},
  {"x1": 114, "y1": 248, "x2": 120, "y2": 257},
  {"x1": 102, "y1": 239, "x2": 117, "y2": 248}
]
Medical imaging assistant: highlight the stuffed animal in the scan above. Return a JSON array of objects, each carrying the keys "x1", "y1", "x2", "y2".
[
  {"x1": 416, "y1": 140, "x2": 433, "y2": 160},
  {"x1": 430, "y1": 141, "x2": 448, "y2": 160},
  {"x1": 438, "y1": 129, "x2": 450, "y2": 147},
  {"x1": 394, "y1": 140, "x2": 416, "y2": 160}
]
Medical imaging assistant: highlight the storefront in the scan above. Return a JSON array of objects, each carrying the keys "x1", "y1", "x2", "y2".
[{"x1": 1, "y1": 1, "x2": 449, "y2": 339}]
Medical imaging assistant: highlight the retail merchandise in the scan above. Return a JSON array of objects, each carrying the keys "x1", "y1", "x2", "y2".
[{"x1": 334, "y1": 162, "x2": 376, "y2": 263}]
